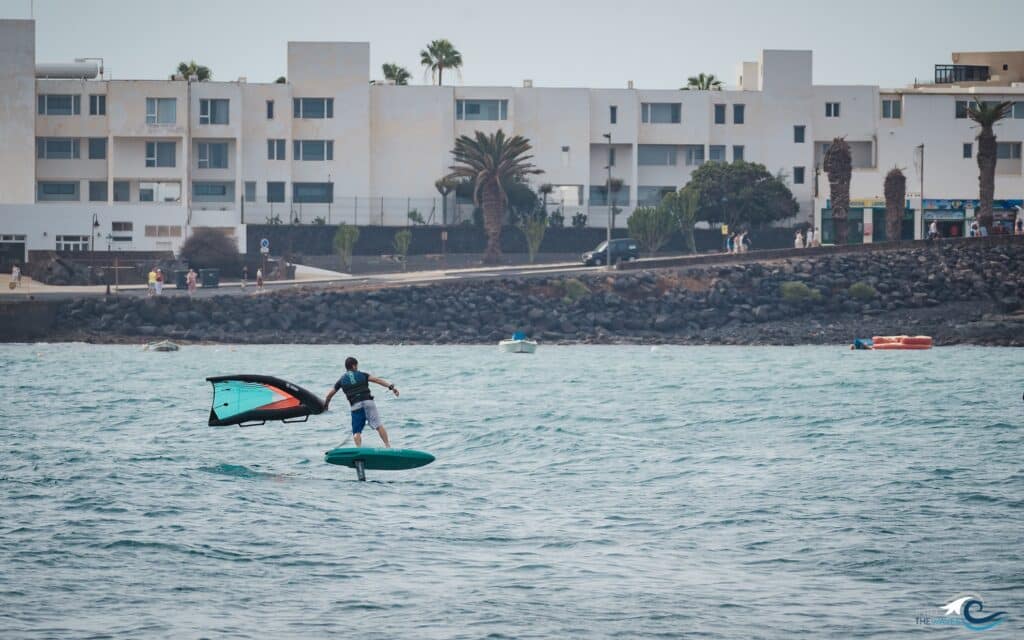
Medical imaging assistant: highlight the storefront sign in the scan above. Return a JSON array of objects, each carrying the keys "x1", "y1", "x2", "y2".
[
  {"x1": 923, "y1": 198, "x2": 1023, "y2": 210},
  {"x1": 924, "y1": 210, "x2": 965, "y2": 221}
]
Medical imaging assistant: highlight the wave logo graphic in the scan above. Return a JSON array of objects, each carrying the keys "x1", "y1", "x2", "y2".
[{"x1": 940, "y1": 594, "x2": 1007, "y2": 631}]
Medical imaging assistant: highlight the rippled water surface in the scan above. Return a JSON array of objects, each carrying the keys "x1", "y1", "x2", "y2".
[{"x1": 2, "y1": 344, "x2": 1022, "y2": 638}]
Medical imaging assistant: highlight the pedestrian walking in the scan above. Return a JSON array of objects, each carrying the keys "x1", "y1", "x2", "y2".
[
  {"x1": 795, "y1": 230, "x2": 805, "y2": 249},
  {"x1": 256, "y1": 267, "x2": 264, "y2": 291},
  {"x1": 186, "y1": 268, "x2": 197, "y2": 296},
  {"x1": 147, "y1": 267, "x2": 157, "y2": 297},
  {"x1": 10, "y1": 264, "x2": 21, "y2": 289},
  {"x1": 154, "y1": 268, "x2": 164, "y2": 296},
  {"x1": 806, "y1": 227, "x2": 817, "y2": 247},
  {"x1": 241, "y1": 265, "x2": 248, "y2": 290}
]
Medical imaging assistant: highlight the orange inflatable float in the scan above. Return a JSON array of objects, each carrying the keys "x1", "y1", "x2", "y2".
[{"x1": 871, "y1": 335, "x2": 933, "y2": 350}]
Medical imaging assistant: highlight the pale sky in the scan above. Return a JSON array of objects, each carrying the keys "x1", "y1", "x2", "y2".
[{"x1": 3, "y1": 0, "x2": 1023, "y2": 89}]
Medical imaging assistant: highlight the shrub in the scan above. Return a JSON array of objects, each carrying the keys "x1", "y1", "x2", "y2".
[
  {"x1": 393, "y1": 229, "x2": 412, "y2": 270},
  {"x1": 179, "y1": 227, "x2": 240, "y2": 272},
  {"x1": 779, "y1": 280, "x2": 821, "y2": 301},
  {"x1": 333, "y1": 223, "x2": 360, "y2": 272},
  {"x1": 561, "y1": 278, "x2": 590, "y2": 303},
  {"x1": 408, "y1": 209, "x2": 426, "y2": 225},
  {"x1": 848, "y1": 281, "x2": 877, "y2": 300},
  {"x1": 548, "y1": 208, "x2": 565, "y2": 228},
  {"x1": 571, "y1": 211, "x2": 588, "y2": 228},
  {"x1": 312, "y1": 216, "x2": 327, "y2": 225}
]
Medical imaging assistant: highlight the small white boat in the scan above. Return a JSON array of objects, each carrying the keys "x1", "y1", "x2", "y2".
[
  {"x1": 499, "y1": 333, "x2": 537, "y2": 353},
  {"x1": 145, "y1": 340, "x2": 180, "y2": 352}
]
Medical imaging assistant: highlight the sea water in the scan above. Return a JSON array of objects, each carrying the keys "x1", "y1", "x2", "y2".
[{"x1": 1, "y1": 344, "x2": 1021, "y2": 639}]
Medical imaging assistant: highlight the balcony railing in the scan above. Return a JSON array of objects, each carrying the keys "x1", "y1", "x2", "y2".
[{"x1": 934, "y1": 64, "x2": 990, "y2": 84}]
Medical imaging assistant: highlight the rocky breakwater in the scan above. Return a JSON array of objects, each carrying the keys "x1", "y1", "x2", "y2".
[{"x1": 49, "y1": 241, "x2": 1024, "y2": 346}]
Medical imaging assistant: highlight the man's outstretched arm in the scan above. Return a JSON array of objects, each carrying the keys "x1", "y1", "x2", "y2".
[
  {"x1": 324, "y1": 388, "x2": 339, "y2": 409},
  {"x1": 368, "y1": 375, "x2": 399, "y2": 397}
]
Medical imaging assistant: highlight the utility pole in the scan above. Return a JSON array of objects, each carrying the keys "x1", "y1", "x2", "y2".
[
  {"x1": 918, "y1": 143, "x2": 925, "y2": 239},
  {"x1": 602, "y1": 132, "x2": 612, "y2": 267}
]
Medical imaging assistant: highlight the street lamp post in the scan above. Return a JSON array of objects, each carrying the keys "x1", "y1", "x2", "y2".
[
  {"x1": 602, "y1": 132, "x2": 612, "y2": 267},
  {"x1": 90, "y1": 213, "x2": 99, "y2": 254}
]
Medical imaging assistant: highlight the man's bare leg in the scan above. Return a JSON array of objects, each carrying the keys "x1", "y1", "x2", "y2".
[
  {"x1": 353, "y1": 432, "x2": 362, "y2": 447},
  {"x1": 376, "y1": 426, "x2": 391, "y2": 448}
]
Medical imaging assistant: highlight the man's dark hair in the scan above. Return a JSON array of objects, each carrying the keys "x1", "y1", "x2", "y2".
[{"x1": 345, "y1": 357, "x2": 358, "y2": 371}]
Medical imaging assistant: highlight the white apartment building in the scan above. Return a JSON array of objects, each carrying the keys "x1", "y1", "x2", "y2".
[{"x1": 1, "y1": 18, "x2": 1023, "y2": 263}]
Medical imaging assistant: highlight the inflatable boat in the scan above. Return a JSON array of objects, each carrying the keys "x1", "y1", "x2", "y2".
[{"x1": 871, "y1": 335, "x2": 933, "y2": 350}]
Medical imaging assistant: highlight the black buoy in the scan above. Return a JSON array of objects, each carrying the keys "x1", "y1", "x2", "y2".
[{"x1": 354, "y1": 460, "x2": 366, "y2": 482}]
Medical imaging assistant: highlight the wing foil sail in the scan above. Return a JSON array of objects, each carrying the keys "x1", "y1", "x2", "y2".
[{"x1": 206, "y1": 374, "x2": 325, "y2": 426}]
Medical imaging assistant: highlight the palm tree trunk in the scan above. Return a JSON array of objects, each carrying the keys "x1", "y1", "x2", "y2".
[
  {"x1": 977, "y1": 127, "x2": 997, "y2": 231},
  {"x1": 481, "y1": 180, "x2": 504, "y2": 264},
  {"x1": 437, "y1": 63, "x2": 443, "y2": 86}
]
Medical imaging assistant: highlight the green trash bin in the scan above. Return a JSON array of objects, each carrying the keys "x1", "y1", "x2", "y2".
[
  {"x1": 199, "y1": 268, "x2": 219, "y2": 288},
  {"x1": 174, "y1": 270, "x2": 189, "y2": 289}
]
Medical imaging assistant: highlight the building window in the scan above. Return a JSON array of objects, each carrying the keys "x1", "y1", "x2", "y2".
[
  {"x1": 456, "y1": 99, "x2": 508, "y2": 121},
  {"x1": 638, "y1": 145, "x2": 677, "y2": 166},
  {"x1": 266, "y1": 100, "x2": 274, "y2": 119},
  {"x1": 608, "y1": 147, "x2": 616, "y2": 167},
  {"x1": 588, "y1": 185, "x2": 630, "y2": 206},
  {"x1": 55, "y1": 235, "x2": 90, "y2": 251},
  {"x1": 684, "y1": 145, "x2": 704, "y2": 166},
  {"x1": 963, "y1": 143, "x2": 972, "y2": 159},
  {"x1": 144, "y1": 225, "x2": 182, "y2": 238},
  {"x1": 955, "y1": 100, "x2": 968, "y2": 119},
  {"x1": 193, "y1": 181, "x2": 235, "y2": 202},
  {"x1": 113, "y1": 181, "x2": 129, "y2": 202},
  {"x1": 36, "y1": 137, "x2": 80, "y2": 159},
  {"x1": 714, "y1": 104, "x2": 726, "y2": 125},
  {"x1": 139, "y1": 182, "x2": 181, "y2": 203},
  {"x1": 89, "y1": 94, "x2": 106, "y2": 116},
  {"x1": 89, "y1": 181, "x2": 108, "y2": 202},
  {"x1": 793, "y1": 166, "x2": 805, "y2": 184},
  {"x1": 733, "y1": 104, "x2": 745, "y2": 124},
  {"x1": 197, "y1": 142, "x2": 229, "y2": 169},
  {"x1": 794, "y1": 125, "x2": 806, "y2": 143},
  {"x1": 882, "y1": 98, "x2": 902, "y2": 119},
  {"x1": 110, "y1": 221, "x2": 132, "y2": 243},
  {"x1": 709, "y1": 145, "x2": 726, "y2": 162},
  {"x1": 88, "y1": 138, "x2": 107, "y2": 160},
  {"x1": 145, "y1": 141, "x2": 176, "y2": 167},
  {"x1": 732, "y1": 145, "x2": 744, "y2": 162},
  {"x1": 641, "y1": 102, "x2": 681, "y2": 124},
  {"x1": 267, "y1": 181, "x2": 285, "y2": 203},
  {"x1": 293, "y1": 182, "x2": 333, "y2": 203},
  {"x1": 199, "y1": 98, "x2": 229, "y2": 125},
  {"x1": 244, "y1": 181, "x2": 256, "y2": 202},
  {"x1": 145, "y1": 98, "x2": 177, "y2": 124},
  {"x1": 267, "y1": 139, "x2": 286, "y2": 160},
  {"x1": 1013, "y1": 102, "x2": 1024, "y2": 119},
  {"x1": 37, "y1": 181, "x2": 80, "y2": 201},
  {"x1": 561, "y1": 145, "x2": 570, "y2": 167},
  {"x1": 637, "y1": 186, "x2": 675, "y2": 206},
  {"x1": 997, "y1": 142, "x2": 1022, "y2": 159},
  {"x1": 37, "y1": 94, "x2": 81, "y2": 116},
  {"x1": 825, "y1": 102, "x2": 840, "y2": 118},
  {"x1": 293, "y1": 97, "x2": 334, "y2": 119},
  {"x1": 293, "y1": 140, "x2": 333, "y2": 161},
  {"x1": 609, "y1": 105, "x2": 617, "y2": 124}
]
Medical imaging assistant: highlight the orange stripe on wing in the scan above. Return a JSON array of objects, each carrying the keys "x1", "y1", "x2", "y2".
[{"x1": 259, "y1": 384, "x2": 302, "y2": 411}]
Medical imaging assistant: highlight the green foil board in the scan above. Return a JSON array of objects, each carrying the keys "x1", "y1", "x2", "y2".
[{"x1": 324, "y1": 447, "x2": 435, "y2": 471}]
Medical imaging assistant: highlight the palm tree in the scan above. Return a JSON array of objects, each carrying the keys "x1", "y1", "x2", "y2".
[
  {"x1": 967, "y1": 99, "x2": 1013, "y2": 232},
  {"x1": 420, "y1": 39, "x2": 462, "y2": 86},
  {"x1": 823, "y1": 137, "x2": 852, "y2": 244},
  {"x1": 434, "y1": 176, "x2": 459, "y2": 225},
  {"x1": 175, "y1": 60, "x2": 211, "y2": 81},
  {"x1": 538, "y1": 183, "x2": 554, "y2": 216},
  {"x1": 446, "y1": 130, "x2": 543, "y2": 264},
  {"x1": 274, "y1": 76, "x2": 286, "y2": 84},
  {"x1": 607, "y1": 177, "x2": 625, "y2": 227},
  {"x1": 382, "y1": 63, "x2": 411, "y2": 85},
  {"x1": 884, "y1": 168, "x2": 906, "y2": 242},
  {"x1": 683, "y1": 73, "x2": 722, "y2": 90}
]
